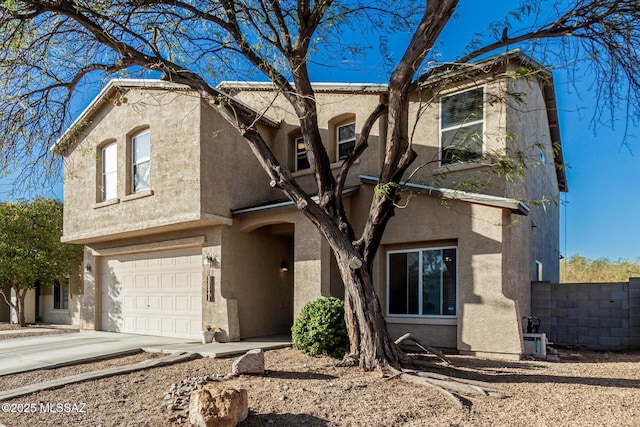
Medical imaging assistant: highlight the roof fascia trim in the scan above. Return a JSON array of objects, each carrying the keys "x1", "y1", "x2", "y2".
[
  {"x1": 232, "y1": 186, "x2": 360, "y2": 217},
  {"x1": 359, "y1": 175, "x2": 530, "y2": 215},
  {"x1": 52, "y1": 78, "x2": 279, "y2": 154}
]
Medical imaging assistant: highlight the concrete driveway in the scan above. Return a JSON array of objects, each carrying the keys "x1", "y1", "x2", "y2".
[{"x1": 0, "y1": 331, "x2": 194, "y2": 376}]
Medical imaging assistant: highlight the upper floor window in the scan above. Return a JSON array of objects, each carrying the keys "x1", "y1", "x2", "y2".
[
  {"x1": 295, "y1": 136, "x2": 310, "y2": 171},
  {"x1": 337, "y1": 122, "x2": 356, "y2": 161},
  {"x1": 53, "y1": 278, "x2": 69, "y2": 310},
  {"x1": 131, "y1": 130, "x2": 150, "y2": 192},
  {"x1": 387, "y1": 247, "x2": 457, "y2": 317},
  {"x1": 440, "y1": 87, "x2": 484, "y2": 165},
  {"x1": 101, "y1": 142, "x2": 117, "y2": 201}
]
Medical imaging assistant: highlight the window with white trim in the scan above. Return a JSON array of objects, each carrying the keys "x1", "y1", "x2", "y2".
[
  {"x1": 440, "y1": 87, "x2": 484, "y2": 165},
  {"x1": 295, "y1": 136, "x2": 310, "y2": 171},
  {"x1": 387, "y1": 247, "x2": 457, "y2": 316},
  {"x1": 101, "y1": 142, "x2": 117, "y2": 201},
  {"x1": 53, "y1": 278, "x2": 69, "y2": 310},
  {"x1": 131, "y1": 130, "x2": 150, "y2": 192},
  {"x1": 337, "y1": 122, "x2": 356, "y2": 161}
]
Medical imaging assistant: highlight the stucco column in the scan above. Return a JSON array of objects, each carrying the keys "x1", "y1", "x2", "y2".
[
  {"x1": 205, "y1": 228, "x2": 241, "y2": 342},
  {"x1": 80, "y1": 249, "x2": 98, "y2": 330},
  {"x1": 458, "y1": 205, "x2": 523, "y2": 360},
  {"x1": 293, "y1": 220, "x2": 332, "y2": 317}
]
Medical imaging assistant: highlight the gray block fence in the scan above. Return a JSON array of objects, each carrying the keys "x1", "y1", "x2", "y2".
[{"x1": 531, "y1": 278, "x2": 640, "y2": 351}]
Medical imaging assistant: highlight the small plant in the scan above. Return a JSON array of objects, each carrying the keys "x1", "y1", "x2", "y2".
[
  {"x1": 203, "y1": 324, "x2": 216, "y2": 332},
  {"x1": 291, "y1": 297, "x2": 349, "y2": 358}
]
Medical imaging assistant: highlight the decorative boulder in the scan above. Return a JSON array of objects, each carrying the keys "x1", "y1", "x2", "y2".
[
  {"x1": 189, "y1": 385, "x2": 248, "y2": 427},
  {"x1": 231, "y1": 349, "x2": 265, "y2": 375}
]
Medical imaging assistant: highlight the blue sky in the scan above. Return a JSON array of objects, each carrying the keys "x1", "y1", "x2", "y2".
[
  {"x1": 1, "y1": 2, "x2": 638, "y2": 261},
  {"x1": 310, "y1": 2, "x2": 640, "y2": 261}
]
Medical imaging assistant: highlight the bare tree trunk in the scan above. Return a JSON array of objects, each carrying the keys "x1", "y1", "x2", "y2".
[
  {"x1": 15, "y1": 287, "x2": 26, "y2": 327},
  {"x1": 336, "y1": 252, "x2": 405, "y2": 371}
]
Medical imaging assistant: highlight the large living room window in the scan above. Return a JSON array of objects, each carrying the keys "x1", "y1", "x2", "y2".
[
  {"x1": 440, "y1": 87, "x2": 485, "y2": 165},
  {"x1": 387, "y1": 247, "x2": 457, "y2": 317},
  {"x1": 337, "y1": 122, "x2": 356, "y2": 161},
  {"x1": 53, "y1": 278, "x2": 69, "y2": 310},
  {"x1": 131, "y1": 130, "x2": 150, "y2": 192},
  {"x1": 101, "y1": 142, "x2": 117, "y2": 201}
]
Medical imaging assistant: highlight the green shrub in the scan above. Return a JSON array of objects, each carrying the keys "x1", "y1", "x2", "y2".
[{"x1": 291, "y1": 297, "x2": 349, "y2": 358}]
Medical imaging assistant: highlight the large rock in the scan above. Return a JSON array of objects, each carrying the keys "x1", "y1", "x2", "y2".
[
  {"x1": 232, "y1": 349, "x2": 264, "y2": 375},
  {"x1": 189, "y1": 385, "x2": 248, "y2": 427}
]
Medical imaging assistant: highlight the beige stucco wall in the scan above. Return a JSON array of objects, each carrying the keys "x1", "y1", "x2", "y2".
[
  {"x1": 505, "y1": 76, "x2": 561, "y2": 283},
  {"x1": 352, "y1": 185, "x2": 523, "y2": 358},
  {"x1": 217, "y1": 224, "x2": 294, "y2": 339},
  {"x1": 39, "y1": 263, "x2": 83, "y2": 326},
  {"x1": 199, "y1": 102, "x2": 280, "y2": 213},
  {"x1": 10, "y1": 288, "x2": 36, "y2": 324},
  {"x1": 60, "y1": 68, "x2": 563, "y2": 358},
  {"x1": 61, "y1": 88, "x2": 221, "y2": 244},
  {"x1": 406, "y1": 77, "x2": 509, "y2": 195},
  {"x1": 229, "y1": 88, "x2": 386, "y2": 194},
  {"x1": 234, "y1": 208, "x2": 338, "y2": 319}
]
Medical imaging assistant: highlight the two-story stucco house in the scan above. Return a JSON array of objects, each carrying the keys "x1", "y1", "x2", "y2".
[{"x1": 54, "y1": 50, "x2": 567, "y2": 359}]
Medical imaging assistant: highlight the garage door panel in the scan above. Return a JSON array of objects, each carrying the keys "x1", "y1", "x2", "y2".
[
  {"x1": 160, "y1": 256, "x2": 175, "y2": 267},
  {"x1": 175, "y1": 296, "x2": 189, "y2": 311},
  {"x1": 149, "y1": 275, "x2": 160, "y2": 288},
  {"x1": 190, "y1": 295, "x2": 200, "y2": 309},
  {"x1": 161, "y1": 296, "x2": 173, "y2": 310},
  {"x1": 148, "y1": 296, "x2": 161, "y2": 310},
  {"x1": 135, "y1": 296, "x2": 148, "y2": 309},
  {"x1": 161, "y1": 318, "x2": 173, "y2": 333},
  {"x1": 135, "y1": 276, "x2": 147, "y2": 289},
  {"x1": 124, "y1": 316, "x2": 135, "y2": 330},
  {"x1": 161, "y1": 274, "x2": 174, "y2": 288},
  {"x1": 175, "y1": 319, "x2": 190, "y2": 336},
  {"x1": 122, "y1": 296, "x2": 134, "y2": 310},
  {"x1": 101, "y1": 247, "x2": 202, "y2": 339},
  {"x1": 148, "y1": 318, "x2": 161, "y2": 333},
  {"x1": 175, "y1": 273, "x2": 190, "y2": 289},
  {"x1": 135, "y1": 317, "x2": 147, "y2": 331}
]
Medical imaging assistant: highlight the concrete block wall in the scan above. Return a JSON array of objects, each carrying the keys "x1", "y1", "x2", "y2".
[
  {"x1": 531, "y1": 279, "x2": 639, "y2": 351},
  {"x1": 631, "y1": 278, "x2": 640, "y2": 348}
]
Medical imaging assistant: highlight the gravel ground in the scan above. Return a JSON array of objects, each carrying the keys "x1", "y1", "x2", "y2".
[
  {"x1": 0, "y1": 333, "x2": 638, "y2": 427},
  {"x1": 0, "y1": 324, "x2": 77, "y2": 341}
]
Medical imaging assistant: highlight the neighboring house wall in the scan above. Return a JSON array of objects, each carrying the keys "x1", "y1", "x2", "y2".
[
  {"x1": 10, "y1": 288, "x2": 36, "y2": 324},
  {"x1": 531, "y1": 279, "x2": 640, "y2": 350},
  {"x1": 39, "y1": 263, "x2": 83, "y2": 326},
  {"x1": 0, "y1": 284, "x2": 10, "y2": 321}
]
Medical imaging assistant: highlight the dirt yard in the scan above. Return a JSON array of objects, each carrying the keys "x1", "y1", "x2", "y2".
[
  {"x1": 0, "y1": 328, "x2": 638, "y2": 426},
  {"x1": 0, "y1": 324, "x2": 77, "y2": 341}
]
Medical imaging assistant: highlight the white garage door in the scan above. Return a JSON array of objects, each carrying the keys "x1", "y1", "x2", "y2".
[{"x1": 101, "y1": 247, "x2": 202, "y2": 339}]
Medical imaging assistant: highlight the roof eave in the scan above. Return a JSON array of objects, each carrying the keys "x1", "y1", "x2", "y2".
[
  {"x1": 359, "y1": 175, "x2": 530, "y2": 216},
  {"x1": 51, "y1": 78, "x2": 280, "y2": 155},
  {"x1": 218, "y1": 81, "x2": 389, "y2": 94},
  {"x1": 232, "y1": 186, "x2": 360, "y2": 217},
  {"x1": 414, "y1": 49, "x2": 568, "y2": 194}
]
